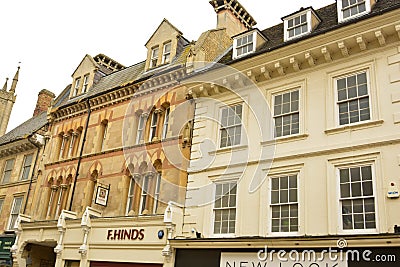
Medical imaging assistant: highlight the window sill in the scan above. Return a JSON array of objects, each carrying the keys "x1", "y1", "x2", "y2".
[
  {"x1": 325, "y1": 120, "x2": 384, "y2": 135},
  {"x1": 208, "y1": 144, "x2": 248, "y2": 156},
  {"x1": 261, "y1": 133, "x2": 309, "y2": 146},
  {"x1": 338, "y1": 229, "x2": 378, "y2": 235}
]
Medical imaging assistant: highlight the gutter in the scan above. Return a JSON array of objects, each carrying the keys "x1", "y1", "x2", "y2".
[
  {"x1": 23, "y1": 134, "x2": 43, "y2": 213},
  {"x1": 68, "y1": 99, "x2": 91, "y2": 211}
]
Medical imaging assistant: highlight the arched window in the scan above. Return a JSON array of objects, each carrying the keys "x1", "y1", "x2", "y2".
[
  {"x1": 136, "y1": 113, "x2": 146, "y2": 144},
  {"x1": 162, "y1": 106, "x2": 170, "y2": 140},
  {"x1": 148, "y1": 109, "x2": 159, "y2": 142},
  {"x1": 98, "y1": 120, "x2": 108, "y2": 152}
]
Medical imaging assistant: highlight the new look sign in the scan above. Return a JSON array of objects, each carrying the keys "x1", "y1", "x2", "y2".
[{"x1": 220, "y1": 252, "x2": 348, "y2": 267}]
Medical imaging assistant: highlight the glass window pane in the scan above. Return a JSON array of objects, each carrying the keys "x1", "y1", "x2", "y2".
[
  {"x1": 351, "y1": 182, "x2": 362, "y2": 197},
  {"x1": 361, "y1": 166, "x2": 372, "y2": 180},
  {"x1": 280, "y1": 177, "x2": 288, "y2": 189},
  {"x1": 340, "y1": 184, "x2": 350, "y2": 198},
  {"x1": 340, "y1": 169, "x2": 350, "y2": 183},
  {"x1": 280, "y1": 190, "x2": 288, "y2": 203},
  {"x1": 350, "y1": 167, "x2": 361, "y2": 181}
]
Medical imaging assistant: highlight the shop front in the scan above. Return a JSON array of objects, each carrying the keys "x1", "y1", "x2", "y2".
[{"x1": 173, "y1": 236, "x2": 400, "y2": 267}]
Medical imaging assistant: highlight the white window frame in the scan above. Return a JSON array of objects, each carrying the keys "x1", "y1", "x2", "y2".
[
  {"x1": 67, "y1": 133, "x2": 76, "y2": 158},
  {"x1": 273, "y1": 89, "x2": 300, "y2": 138},
  {"x1": 20, "y1": 154, "x2": 33, "y2": 181},
  {"x1": 2, "y1": 158, "x2": 15, "y2": 184},
  {"x1": 8, "y1": 196, "x2": 23, "y2": 230},
  {"x1": 82, "y1": 74, "x2": 89, "y2": 93},
  {"x1": 269, "y1": 174, "x2": 299, "y2": 235},
  {"x1": 59, "y1": 135, "x2": 68, "y2": 159},
  {"x1": 336, "y1": 163, "x2": 378, "y2": 234},
  {"x1": 126, "y1": 176, "x2": 137, "y2": 215},
  {"x1": 337, "y1": 0, "x2": 371, "y2": 23},
  {"x1": 153, "y1": 172, "x2": 161, "y2": 214},
  {"x1": 283, "y1": 10, "x2": 314, "y2": 41},
  {"x1": 55, "y1": 187, "x2": 64, "y2": 218},
  {"x1": 212, "y1": 181, "x2": 238, "y2": 236},
  {"x1": 233, "y1": 32, "x2": 256, "y2": 59},
  {"x1": 162, "y1": 41, "x2": 172, "y2": 64},
  {"x1": 150, "y1": 46, "x2": 159, "y2": 68},
  {"x1": 219, "y1": 103, "x2": 243, "y2": 148},
  {"x1": 73, "y1": 78, "x2": 80, "y2": 96},
  {"x1": 334, "y1": 69, "x2": 371, "y2": 126},
  {"x1": 139, "y1": 174, "x2": 151, "y2": 215},
  {"x1": 149, "y1": 112, "x2": 158, "y2": 142},
  {"x1": 136, "y1": 115, "x2": 146, "y2": 144},
  {"x1": 162, "y1": 107, "x2": 170, "y2": 140}
]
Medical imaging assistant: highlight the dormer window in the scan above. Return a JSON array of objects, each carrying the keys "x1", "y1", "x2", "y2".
[
  {"x1": 162, "y1": 42, "x2": 172, "y2": 64},
  {"x1": 338, "y1": 0, "x2": 372, "y2": 22},
  {"x1": 150, "y1": 46, "x2": 159, "y2": 68},
  {"x1": 73, "y1": 78, "x2": 80, "y2": 96},
  {"x1": 82, "y1": 74, "x2": 89, "y2": 93},
  {"x1": 287, "y1": 14, "x2": 307, "y2": 39},
  {"x1": 234, "y1": 33, "x2": 254, "y2": 58},
  {"x1": 283, "y1": 8, "x2": 320, "y2": 41},
  {"x1": 232, "y1": 30, "x2": 267, "y2": 60}
]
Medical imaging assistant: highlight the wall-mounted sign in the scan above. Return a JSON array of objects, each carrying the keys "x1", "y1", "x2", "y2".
[
  {"x1": 387, "y1": 182, "x2": 399, "y2": 198},
  {"x1": 95, "y1": 184, "x2": 110, "y2": 206},
  {"x1": 107, "y1": 228, "x2": 145, "y2": 241}
]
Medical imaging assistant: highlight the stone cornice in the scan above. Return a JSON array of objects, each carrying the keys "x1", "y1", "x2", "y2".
[
  {"x1": 52, "y1": 68, "x2": 186, "y2": 123},
  {"x1": 186, "y1": 15, "x2": 400, "y2": 97},
  {"x1": 0, "y1": 139, "x2": 37, "y2": 158}
]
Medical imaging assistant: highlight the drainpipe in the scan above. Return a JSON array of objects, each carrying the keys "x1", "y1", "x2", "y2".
[
  {"x1": 68, "y1": 99, "x2": 91, "y2": 211},
  {"x1": 23, "y1": 135, "x2": 43, "y2": 213}
]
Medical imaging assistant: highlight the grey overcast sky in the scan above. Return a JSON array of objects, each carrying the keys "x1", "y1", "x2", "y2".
[{"x1": 1, "y1": 0, "x2": 334, "y2": 132}]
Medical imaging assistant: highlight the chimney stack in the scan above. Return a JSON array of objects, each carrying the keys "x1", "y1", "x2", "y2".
[
  {"x1": 33, "y1": 89, "x2": 55, "y2": 117},
  {"x1": 209, "y1": 0, "x2": 257, "y2": 37}
]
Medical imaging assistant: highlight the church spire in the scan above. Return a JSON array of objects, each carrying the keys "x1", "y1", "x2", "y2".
[
  {"x1": 10, "y1": 66, "x2": 20, "y2": 92},
  {"x1": 1, "y1": 78, "x2": 8, "y2": 91}
]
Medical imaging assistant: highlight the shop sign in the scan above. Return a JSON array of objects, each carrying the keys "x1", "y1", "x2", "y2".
[
  {"x1": 95, "y1": 184, "x2": 110, "y2": 206},
  {"x1": 106, "y1": 228, "x2": 145, "y2": 241},
  {"x1": 220, "y1": 252, "x2": 348, "y2": 267},
  {"x1": 0, "y1": 236, "x2": 15, "y2": 259}
]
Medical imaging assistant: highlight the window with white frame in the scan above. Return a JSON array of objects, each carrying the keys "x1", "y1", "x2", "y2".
[
  {"x1": 162, "y1": 107, "x2": 170, "y2": 139},
  {"x1": 82, "y1": 74, "x2": 89, "y2": 93},
  {"x1": 149, "y1": 111, "x2": 158, "y2": 142},
  {"x1": 126, "y1": 176, "x2": 137, "y2": 215},
  {"x1": 220, "y1": 104, "x2": 243, "y2": 148},
  {"x1": 67, "y1": 132, "x2": 76, "y2": 158},
  {"x1": 150, "y1": 46, "x2": 159, "y2": 68},
  {"x1": 59, "y1": 135, "x2": 68, "y2": 159},
  {"x1": 162, "y1": 42, "x2": 172, "y2": 64},
  {"x1": 20, "y1": 154, "x2": 33, "y2": 181},
  {"x1": 287, "y1": 14, "x2": 308, "y2": 39},
  {"x1": 139, "y1": 173, "x2": 161, "y2": 215},
  {"x1": 136, "y1": 115, "x2": 145, "y2": 144},
  {"x1": 73, "y1": 78, "x2": 80, "y2": 96},
  {"x1": 2, "y1": 158, "x2": 15, "y2": 184},
  {"x1": 234, "y1": 33, "x2": 254, "y2": 58},
  {"x1": 213, "y1": 182, "x2": 237, "y2": 235},
  {"x1": 273, "y1": 90, "x2": 299, "y2": 137},
  {"x1": 339, "y1": 165, "x2": 376, "y2": 231},
  {"x1": 270, "y1": 175, "x2": 298, "y2": 233},
  {"x1": 336, "y1": 71, "x2": 370, "y2": 126},
  {"x1": 8, "y1": 196, "x2": 23, "y2": 230},
  {"x1": 338, "y1": 0, "x2": 369, "y2": 21}
]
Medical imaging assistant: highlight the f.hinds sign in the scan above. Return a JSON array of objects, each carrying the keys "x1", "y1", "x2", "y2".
[{"x1": 107, "y1": 228, "x2": 145, "y2": 240}]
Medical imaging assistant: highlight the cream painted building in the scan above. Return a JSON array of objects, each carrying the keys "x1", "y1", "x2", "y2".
[{"x1": 172, "y1": 1, "x2": 400, "y2": 267}]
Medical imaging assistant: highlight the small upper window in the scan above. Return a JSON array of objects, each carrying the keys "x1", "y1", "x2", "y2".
[
  {"x1": 73, "y1": 78, "x2": 81, "y2": 96},
  {"x1": 220, "y1": 104, "x2": 243, "y2": 148},
  {"x1": 162, "y1": 42, "x2": 172, "y2": 64},
  {"x1": 283, "y1": 8, "x2": 320, "y2": 41},
  {"x1": 82, "y1": 74, "x2": 89, "y2": 93},
  {"x1": 20, "y1": 154, "x2": 33, "y2": 181},
  {"x1": 150, "y1": 47, "x2": 159, "y2": 68},
  {"x1": 338, "y1": 0, "x2": 371, "y2": 22},
  {"x1": 2, "y1": 159, "x2": 15, "y2": 184},
  {"x1": 234, "y1": 33, "x2": 254, "y2": 58}
]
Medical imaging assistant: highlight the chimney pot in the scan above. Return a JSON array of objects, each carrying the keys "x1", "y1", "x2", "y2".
[{"x1": 33, "y1": 89, "x2": 56, "y2": 116}]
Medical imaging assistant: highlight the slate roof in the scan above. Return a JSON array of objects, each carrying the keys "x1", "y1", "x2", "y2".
[
  {"x1": 0, "y1": 111, "x2": 47, "y2": 145},
  {"x1": 218, "y1": 0, "x2": 400, "y2": 65},
  {"x1": 0, "y1": 86, "x2": 71, "y2": 146}
]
